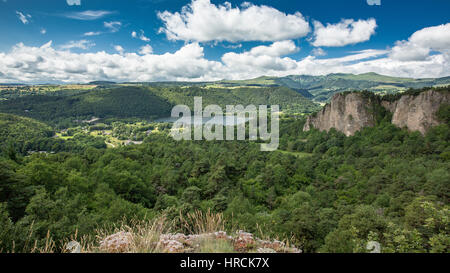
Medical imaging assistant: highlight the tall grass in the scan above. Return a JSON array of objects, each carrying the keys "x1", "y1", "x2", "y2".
[
  {"x1": 178, "y1": 209, "x2": 225, "y2": 234},
  {"x1": 76, "y1": 216, "x2": 172, "y2": 253},
  {"x1": 4, "y1": 209, "x2": 297, "y2": 253}
]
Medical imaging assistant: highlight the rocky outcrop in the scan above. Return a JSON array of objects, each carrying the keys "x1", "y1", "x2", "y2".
[
  {"x1": 304, "y1": 90, "x2": 449, "y2": 136},
  {"x1": 303, "y1": 92, "x2": 377, "y2": 136},
  {"x1": 92, "y1": 230, "x2": 301, "y2": 253},
  {"x1": 99, "y1": 231, "x2": 133, "y2": 253},
  {"x1": 381, "y1": 90, "x2": 450, "y2": 135}
]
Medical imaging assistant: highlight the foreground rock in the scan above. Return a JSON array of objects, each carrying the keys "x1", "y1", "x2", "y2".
[
  {"x1": 99, "y1": 231, "x2": 133, "y2": 253},
  {"x1": 157, "y1": 230, "x2": 301, "y2": 253},
  {"x1": 96, "y1": 230, "x2": 301, "y2": 253}
]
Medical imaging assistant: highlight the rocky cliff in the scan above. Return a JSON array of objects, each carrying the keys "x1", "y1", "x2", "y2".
[
  {"x1": 303, "y1": 92, "x2": 378, "y2": 136},
  {"x1": 303, "y1": 89, "x2": 449, "y2": 136},
  {"x1": 381, "y1": 90, "x2": 450, "y2": 135}
]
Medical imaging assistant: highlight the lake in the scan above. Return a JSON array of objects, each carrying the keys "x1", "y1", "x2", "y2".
[{"x1": 154, "y1": 116, "x2": 253, "y2": 126}]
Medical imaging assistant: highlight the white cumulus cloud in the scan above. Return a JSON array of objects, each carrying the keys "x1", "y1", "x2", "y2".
[
  {"x1": 0, "y1": 42, "x2": 222, "y2": 83},
  {"x1": 114, "y1": 45, "x2": 125, "y2": 54},
  {"x1": 0, "y1": 23, "x2": 449, "y2": 84},
  {"x1": 157, "y1": 0, "x2": 310, "y2": 42},
  {"x1": 390, "y1": 23, "x2": 450, "y2": 61},
  {"x1": 312, "y1": 18, "x2": 377, "y2": 47},
  {"x1": 220, "y1": 41, "x2": 300, "y2": 79},
  {"x1": 248, "y1": 40, "x2": 299, "y2": 57},
  {"x1": 312, "y1": 48, "x2": 326, "y2": 56},
  {"x1": 139, "y1": 45, "x2": 153, "y2": 55}
]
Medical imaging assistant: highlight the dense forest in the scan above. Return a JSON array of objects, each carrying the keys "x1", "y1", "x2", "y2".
[
  {"x1": 0, "y1": 85, "x2": 448, "y2": 252},
  {"x1": 0, "y1": 85, "x2": 319, "y2": 128},
  {"x1": 146, "y1": 85, "x2": 319, "y2": 114},
  {"x1": 0, "y1": 87, "x2": 173, "y2": 127}
]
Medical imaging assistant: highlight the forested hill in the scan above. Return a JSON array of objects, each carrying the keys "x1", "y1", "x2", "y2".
[
  {"x1": 147, "y1": 85, "x2": 319, "y2": 114},
  {"x1": 0, "y1": 85, "x2": 319, "y2": 126},
  {"x1": 0, "y1": 113, "x2": 54, "y2": 148},
  {"x1": 0, "y1": 87, "x2": 173, "y2": 125}
]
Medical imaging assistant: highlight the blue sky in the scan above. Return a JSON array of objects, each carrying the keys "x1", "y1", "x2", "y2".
[{"x1": 0, "y1": 0, "x2": 449, "y2": 83}]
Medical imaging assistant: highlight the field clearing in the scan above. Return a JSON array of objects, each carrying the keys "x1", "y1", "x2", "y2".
[{"x1": 371, "y1": 84, "x2": 406, "y2": 90}]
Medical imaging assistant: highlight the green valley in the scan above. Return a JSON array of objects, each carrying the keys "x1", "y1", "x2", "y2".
[{"x1": 0, "y1": 84, "x2": 448, "y2": 253}]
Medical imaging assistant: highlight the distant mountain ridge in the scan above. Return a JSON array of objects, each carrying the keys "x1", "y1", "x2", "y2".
[
  {"x1": 217, "y1": 73, "x2": 450, "y2": 102},
  {"x1": 88, "y1": 81, "x2": 117, "y2": 85},
  {"x1": 3, "y1": 72, "x2": 450, "y2": 103}
]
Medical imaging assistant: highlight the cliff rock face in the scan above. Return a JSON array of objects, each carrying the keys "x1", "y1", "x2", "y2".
[
  {"x1": 303, "y1": 92, "x2": 376, "y2": 136},
  {"x1": 381, "y1": 90, "x2": 450, "y2": 135},
  {"x1": 304, "y1": 90, "x2": 449, "y2": 136}
]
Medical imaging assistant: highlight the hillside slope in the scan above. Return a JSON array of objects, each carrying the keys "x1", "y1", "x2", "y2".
[
  {"x1": 148, "y1": 86, "x2": 319, "y2": 114},
  {"x1": 0, "y1": 113, "x2": 54, "y2": 152},
  {"x1": 0, "y1": 87, "x2": 173, "y2": 124}
]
